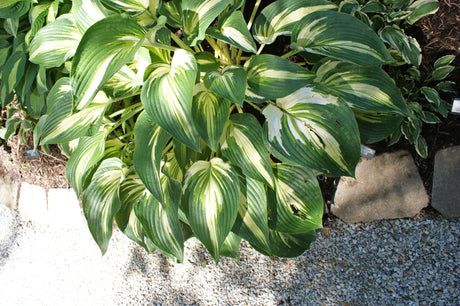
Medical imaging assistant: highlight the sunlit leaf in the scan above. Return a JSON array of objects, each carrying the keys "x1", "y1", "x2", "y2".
[{"x1": 204, "y1": 65, "x2": 247, "y2": 106}]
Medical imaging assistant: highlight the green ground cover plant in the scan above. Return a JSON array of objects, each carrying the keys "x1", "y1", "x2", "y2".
[{"x1": 0, "y1": 0, "x2": 454, "y2": 262}]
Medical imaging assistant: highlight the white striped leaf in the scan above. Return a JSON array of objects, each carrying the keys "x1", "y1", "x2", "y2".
[
  {"x1": 192, "y1": 86, "x2": 230, "y2": 151},
  {"x1": 66, "y1": 131, "x2": 106, "y2": 196},
  {"x1": 204, "y1": 66, "x2": 247, "y2": 106},
  {"x1": 252, "y1": 0, "x2": 337, "y2": 45},
  {"x1": 82, "y1": 158, "x2": 128, "y2": 254},
  {"x1": 29, "y1": 14, "x2": 81, "y2": 69},
  {"x1": 207, "y1": 11, "x2": 257, "y2": 53},
  {"x1": 141, "y1": 49, "x2": 200, "y2": 151},
  {"x1": 194, "y1": 52, "x2": 220, "y2": 73},
  {"x1": 115, "y1": 172, "x2": 156, "y2": 253},
  {"x1": 268, "y1": 163, "x2": 323, "y2": 234},
  {"x1": 232, "y1": 177, "x2": 270, "y2": 252},
  {"x1": 72, "y1": 0, "x2": 113, "y2": 33},
  {"x1": 71, "y1": 14, "x2": 146, "y2": 110},
  {"x1": 262, "y1": 87, "x2": 360, "y2": 177},
  {"x1": 245, "y1": 54, "x2": 314, "y2": 99},
  {"x1": 133, "y1": 111, "x2": 172, "y2": 202},
  {"x1": 379, "y1": 26, "x2": 421, "y2": 66},
  {"x1": 0, "y1": 0, "x2": 30, "y2": 18},
  {"x1": 220, "y1": 232, "x2": 241, "y2": 261},
  {"x1": 221, "y1": 113, "x2": 274, "y2": 188},
  {"x1": 181, "y1": 0, "x2": 232, "y2": 46},
  {"x1": 134, "y1": 177, "x2": 185, "y2": 262},
  {"x1": 100, "y1": 0, "x2": 149, "y2": 14},
  {"x1": 291, "y1": 10, "x2": 393, "y2": 66},
  {"x1": 182, "y1": 158, "x2": 240, "y2": 263},
  {"x1": 407, "y1": 0, "x2": 438, "y2": 24}
]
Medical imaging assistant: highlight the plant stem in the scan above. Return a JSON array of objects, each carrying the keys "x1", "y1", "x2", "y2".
[
  {"x1": 246, "y1": 100, "x2": 262, "y2": 112},
  {"x1": 247, "y1": 0, "x2": 262, "y2": 30},
  {"x1": 256, "y1": 43, "x2": 265, "y2": 55},
  {"x1": 205, "y1": 36, "x2": 232, "y2": 64},
  {"x1": 170, "y1": 33, "x2": 194, "y2": 53},
  {"x1": 106, "y1": 104, "x2": 144, "y2": 135},
  {"x1": 281, "y1": 49, "x2": 300, "y2": 59},
  {"x1": 109, "y1": 102, "x2": 143, "y2": 118}
]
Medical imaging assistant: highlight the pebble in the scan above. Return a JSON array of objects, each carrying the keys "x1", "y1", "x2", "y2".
[{"x1": 0, "y1": 205, "x2": 459, "y2": 305}]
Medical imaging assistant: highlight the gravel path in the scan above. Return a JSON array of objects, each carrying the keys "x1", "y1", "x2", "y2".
[{"x1": 0, "y1": 204, "x2": 458, "y2": 305}]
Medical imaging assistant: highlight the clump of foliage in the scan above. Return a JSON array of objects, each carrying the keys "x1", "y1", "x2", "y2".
[{"x1": 0, "y1": 0, "x2": 452, "y2": 262}]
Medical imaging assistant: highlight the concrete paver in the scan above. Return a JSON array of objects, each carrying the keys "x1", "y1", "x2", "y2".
[
  {"x1": 47, "y1": 188, "x2": 84, "y2": 228},
  {"x1": 0, "y1": 176, "x2": 19, "y2": 209},
  {"x1": 18, "y1": 182, "x2": 48, "y2": 225}
]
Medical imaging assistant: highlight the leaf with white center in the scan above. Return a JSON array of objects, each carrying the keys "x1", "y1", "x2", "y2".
[
  {"x1": 134, "y1": 177, "x2": 185, "y2": 262},
  {"x1": 245, "y1": 54, "x2": 314, "y2": 100},
  {"x1": 82, "y1": 158, "x2": 127, "y2": 254},
  {"x1": 291, "y1": 10, "x2": 393, "y2": 66},
  {"x1": 0, "y1": 0, "x2": 30, "y2": 18},
  {"x1": 72, "y1": 0, "x2": 113, "y2": 33},
  {"x1": 207, "y1": 11, "x2": 257, "y2": 53},
  {"x1": 141, "y1": 49, "x2": 200, "y2": 151},
  {"x1": 71, "y1": 14, "x2": 146, "y2": 110},
  {"x1": 379, "y1": 26, "x2": 421, "y2": 66},
  {"x1": 268, "y1": 163, "x2": 323, "y2": 234},
  {"x1": 263, "y1": 87, "x2": 360, "y2": 177},
  {"x1": 100, "y1": 0, "x2": 149, "y2": 14},
  {"x1": 134, "y1": 111, "x2": 172, "y2": 202},
  {"x1": 232, "y1": 177, "x2": 270, "y2": 252},
  {"x1": 221, "y1": 113, "x2": 274, "y2": 188},
  {"x1": 29, "y1": 14, "x2": 81, "y2": 69},
  {"x1": 115, "y1": 172, "x2": 156, "y2": 253},
  {"x1": 181, "y1": 0, "x2": 232, "y2": 46},
  {"x1": 252, "y1": 0, "x2": 336, "y2": 45},
  {"x1": 407, "y1": 0, "x2": 438, "y2": 24},
  {"x1": 204, "y1": 66, "x2": 247, "y2": 106},
  {"x1": 182, "y1": 158, "x2": 240, "y2": 263},
  {"x1": 66, "y1": 131, "x2": 106, "y2": 197},
  {"x1": 192, "y1": 86, "x2": 230, "y2": 151}
]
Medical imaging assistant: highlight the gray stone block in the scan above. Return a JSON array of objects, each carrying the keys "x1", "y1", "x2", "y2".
[
  {"x1": 332, "y1": 150, "x2": 429, "y2": 223},
  {"x1": 47, "y1": 188, "x2": 84, "y2": 228},
  {"x1": 18, "y1": 182, "x2": 48, "y2": 224},
  {"x1": 431, "y1": 146, "x2": 460, "y2": 218},
  {"x1": 0, "y1": 176, "x2": 19, "y2": 209}
]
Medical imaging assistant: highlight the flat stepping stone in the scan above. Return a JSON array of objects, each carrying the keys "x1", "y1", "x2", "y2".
[
  {"x1": 331, "y1": 150, "x2": 429, "y2": 223},
  {"x1": 48, "y1": 188, "x2": 84, "y2": 229},
  {"x1": 0, "y1": 176, "x2": 19, "y2": 210},
  {"x1": 18, "y1": 182, "x2": 48, "y2": 225},
  {"x1": 431, "y1": 145, "x2": 460, "y2": 218}
]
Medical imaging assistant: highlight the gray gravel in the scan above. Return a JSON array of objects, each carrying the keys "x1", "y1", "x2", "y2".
[{"x1": 0, "y1": 204, "x2": 458, "y2": 305}]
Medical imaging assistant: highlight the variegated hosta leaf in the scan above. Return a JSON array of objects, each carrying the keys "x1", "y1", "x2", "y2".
[
  {"x1": 72, "y1": 0, "x2": 113, "y2": 33},
  {"x1": 268, "y1": 163, "x2": 323, "y2": 234},
  {"x1": 134, "y1": 177, "x2": 185, "y2": 262},
  {"x1": 141, "y1": 49, "x2": 200, "y2": 151},
  {"x1": 133, "y1": 111, "x2": 172, "y2": 202},
  {"x1": 37, "y1": 79, "x2": 108, "y2": 145},
  {"x1": 181, "y1": 0, "x2": 232, "y2": 46},
  {"x1": 66, "y1": 131, "x2": 106, "y2": 197},
  {"x1": 221, "y1": 113, "x2": 274, "y2": 188},
  {"x1": 313, "y1": 60, "x2": 409, "y2": 115},
  {"x1": 257, "y1": 230, "x2": 316, "y2": 258},
  {"x1": 115, "y1": 172, "x2": 156, "y2": 253},
  {"x1": 407, "y1": 0, "x2": 439, "y2": 24},
  {"x1": 82, "y1": 158, "x2": 128, "y2": 254},
  {"x1": 0, "y1": 0, "x2": 30, "y2": 18},
  {"x1": 204, "y1": 66, "x2": 247, "y2": 106},
  {"x1": 252, "y1": 0, "x2": 337, "y2": 45},
  {"x1": 232, "y1": 177, "x2": 270, "y2": 252},
  {"x1": 245, "y1": 54, "x2": 314, "y2": 100},
  {"x1": 192, "y1": 86, "x2": 230, "y2": 151},
  {"x1": 182, "y1": 158, "x2": 240, "y2": 263},
  {"x1": 100, "y1": 0, "x2": 149, "y2": 14},
  {"x1": 263, "y1": 87, "x2": 360, "y2": 177},
  {"x1": 207, "y1": 11, "x2": 257, "y2": 53},
  {"x1": 379, "y1": 26, "x2": 421, "y2": 67},
  {"x1": 291, "y1": 10, "x2": 393, "y2": 66},
  {"x1": 72, "y1": 14, "x2": 146, "y2": 110},
  {"x1": 194, "y1": 51, "x2": 220, "y2": 73},
  {"x1": 29, "y1": 14, "x2": 81, "y2": 69},
  {"x1": 219, "y1": 232, "x2": 241, "y2": 261},
  {"x1": 353, "y1": 109, "x2": 403, "y2": 144}
]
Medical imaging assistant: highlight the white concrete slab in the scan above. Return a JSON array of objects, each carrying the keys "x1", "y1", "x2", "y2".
[
  {"x1": 0, "y1": 176, "x2": 19, "y2": 209},
  {"x1": 47, "y1": 188, "x2": 84, "y2": 228},
  {"x1": 18, "y1": 182, "x2": 47, "y2": 224}
]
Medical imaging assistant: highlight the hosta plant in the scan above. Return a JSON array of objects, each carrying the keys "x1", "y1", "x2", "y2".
[{"x1": 2, "y1": 0, "x2": 414, "y2": 262}]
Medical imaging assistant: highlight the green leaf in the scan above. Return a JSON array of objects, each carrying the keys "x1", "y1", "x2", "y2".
[
  {"x1": 25, "y1": 2, "x2": 52, "y2": 44},
  {"x1": 434, "y1": 55, "x2": 455, "y2": 68},
  {"x1": 407, "y1": 0, "x2": 439, "y2": 24},
  {"x1": 66, "y1": 131, "x2": 106, "y2": 197},
  {"x1": 181, "y1": 0, "x2": 232, "y2": 46},
  {"x1": 29, "y1": 14, "x2": 82, "y2": 69},
  {"x1": 421, "y1": 87, "x2": 440, "y2": 107},
  {"x1": 0, "y1": 117, "x2": 21, "y2": 141},
  {"x1": 204, "y1": 66, "x2": 247, "y2": 106},
  {"x1": 268, "y1": 163, "x2": 323, "y2": 234},
  {"x1": 159, "y1": 0, "x2": 182, "y2": 28},
  {"x1": 415, "y1": 135, "x2": 427, "y2": 158},
  {"x1": 4, "y1": 18, "x2": 19, "y2": 37},
  {"x1": 379, "y1": 25, "x2": 421, "y2": 66},
  {"x1": 141, "y1": 49, "x2": 200, "y2": 151},
  {"x1": 82, "y1": 158, "x2": 127, "y2": 254},
  {"x1": 134, "y1": 177, "x2": 185, "y2": 262},
  {"x1": 219, "y1": 232, "x2": 241, "y2": 261},
  {"x1": 192, "y1": 86, "x2": 230, "y2": 151},
  {"x1": 291, "y1": 10, "x2": 393, "y2": 66},
  {"x1": 245, "y1": 54, "x2": 314, "y2": 100},
  {"x1": 431, "y1": 66, "x2": 454, "y2": 81},
  {"x1": 257, "y1": 229, "x2": 316, "y2": 258},
  {"x1": 263, "y1": 87, "x2": 360, "y2": 177},
  {"x1": 182, "y1": 158, "x2": 240, "y2": 263},
  {"x1": 221, "y1": 113, "x2": 274, "y2": 188},
  {"x1": 0, "y1": 0, "x2": 30, "y2": 18},
  {"x1": 100, "y1": 0, "x2": 149, "y2": 14},
  {"x1": 72, "y1": 0, "x2": 113, "y2": 33},
  {"x1": 71, "y1": 14, "x2": 146, "y2": 110},
  {"x1": 207, "y1": 11, "x2": 257, "y2": 53},
  {"x1": 2, "y1": 50, "x2": 27, "y2": 97},
  {"x1": 133, "y1": 111, "x2": 172, "y2": 202},
  {"x1": 194, "y1": 51, "x2": 220, "y2": 73},
  {"x1": 252, "y1": 0, "x2": 336, "y2": 45},
  {"x1": 352, "y1": 109, "x2": 403, "y2": 144}
]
